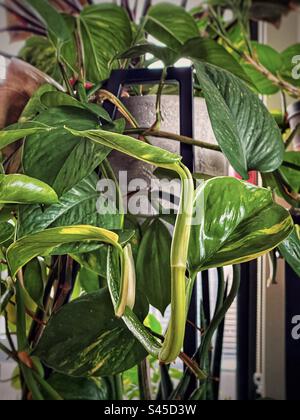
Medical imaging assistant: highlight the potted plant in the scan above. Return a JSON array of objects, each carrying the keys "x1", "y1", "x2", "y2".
[{"x1": 0, "y1": 0, "x2": 299, "y2": 401}]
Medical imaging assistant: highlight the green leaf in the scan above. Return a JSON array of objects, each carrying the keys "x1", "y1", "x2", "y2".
[
  {"x1": 182, "y1": 37, "x2": 251, "y2": 84},
  {"x1": 7, "y1": 225, "x2": 120, "y2": 278},
  {"x1": 79, "y1": 4, "x2": 133, "y2": 83},
  {"x1": 136, "y1": 220, "x2": 171, "y2": 314},
  {"x1": 242, "y1": 43, "x2": 283, "y2": 95},
  {"x1": 25, "y1": 0, "x2": 72, "y2": 47},
  {"x1": 279, "y1": 225, "x2": 300, "y2": 277},
  {"x1": 34, "y1": 288, "x2": 148, "y2": 377},
  {"x1": 64, "y1": 127, "x2": 181, "y2": 167},
  {"x1": 40, "y1": 92, "x2": 112, "y2": 122},
  {"x1": 194, "y1": 62, "x2": 284, "y2": 178},
  {"x1": 0, "y1": 222, "x2": 14, "y2": 245},
  {"x1": 23, "y1": 259, "x2": 45, "y2": 308},
  {"x1": 78, "y1": 267, "x2": 102, "y2": 294},
  {"x1": 188, "y1": 177, "x2": 293, "y2": 274},
  {"x1": 0, "y1": 123, "x2": 52, "y2": 151},
  {"x1": 0, "y1": 174, "x2": 58, "y2": 205},
  {"x1": 117, "y1": 44, "x2": 179, "y2": 67},
  {"x1": 19, "y1": 36, "x2": 63, "y2": 84},
  {"x1": 72, "y1": 247, "x2": 108, "y2": 278},
  {"x1": 279, "y1": 151, "x2": 300, "y2": 194},
  {"x1": 18, "y1": 173, "x2": 122, "y2": 239},
  {"x1": 145, "y1": 3, "x2": 199, "y2": 51},
  {"x1": 46, "y1": 374, "x2": 110, "y2": 400},
  {"x1": 20, "y1": 84, "x2": 58, "y2": 123},
  {"x1": 23, "y1": 107, "x2": 110, "y2": 196},
  {"x1": 280, "y1": 44, "x2": 300, "y2": 87},
  {"x1": 262, "y1": 171, "x2": 300, "y2": 209}
]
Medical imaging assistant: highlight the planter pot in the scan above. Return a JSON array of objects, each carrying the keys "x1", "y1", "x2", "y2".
[
  {"x1": 287, "y1": 101, "x2": 300, "y2": 151},
  {"x1": 109, "y1": 95, "x2": 228, "y2": 192}
]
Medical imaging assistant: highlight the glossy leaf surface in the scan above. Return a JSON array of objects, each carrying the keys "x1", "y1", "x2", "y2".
[
  {"x1": 64, "y1": 127, "x2": 181, "y2": 167},
  {"x1": 46, "y1": 374, "x2": 110, "y2": 401},
  {"x1": 7, "y1": 225, "x2": 120, "y2": 278},
  {"x1": 188, "y1": 177, "x2": 293, "y2": 274},
  {"x1": 34, "y1": 288, "x2": 148, "y2": 377},
  {"x1": 194, "y1": 62, "x2": 284, "y2": 178},
  {"x1": 18, "y1": 173, "x2": 122, "y2": 239},
  {"x1": 23, "y1": 107, "x2": 110, "y2": 196},
  {"x1": 279, "y1": 225, "x2": 300, "y2": 277},
  {"x1": 0, "y1": 174, "x2": 58, "y2": 205}
]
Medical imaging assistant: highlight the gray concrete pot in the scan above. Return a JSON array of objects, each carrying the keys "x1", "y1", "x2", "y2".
[{"x1": 109, "y1": 95, "x2": 228, "y2": 190}]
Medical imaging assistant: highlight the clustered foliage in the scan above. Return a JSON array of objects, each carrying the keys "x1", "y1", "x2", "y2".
[{"x1": 0, "y1": 0, "x2": 299, "y2": 401}]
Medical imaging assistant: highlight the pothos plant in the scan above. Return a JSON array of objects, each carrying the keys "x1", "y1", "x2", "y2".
[{"x1": 0, "y1": 0, "x2": 299, "y2": 401}]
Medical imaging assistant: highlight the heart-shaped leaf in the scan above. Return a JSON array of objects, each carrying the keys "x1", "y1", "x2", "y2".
[
  {"x1": 7, "y1": 225, "x2": 120, "y2": 278},
  {"x1": 0, "y1": 174, "x2": 58, "y2": 205},
  {"x1": 23, "y1": 107, "x2": 110, "y2": 196},
  {"x1": 34, "y1": 288, "x2": 148, "y2": 377},
  {"x1": 188, "y1": 177, "x2": 293, "y2": 275},
  {"x1": 79, "y1": 4, "x2": 133, "y2": 83},
  {"x1": 279, "y1": 225, "x2": 300, "y2": 277},
  {"x1": 145, "y1": 3, "x2": 199, "y2": 51},
  {"x1": 136, "y1": 219, "x2": 172, "y2": 314},
  {"x1": 18, "y1": 173, "x2": 122, "y2": 239},
  {"x1": 194, "y1": 62, "x2": 284, "y2": 178}
]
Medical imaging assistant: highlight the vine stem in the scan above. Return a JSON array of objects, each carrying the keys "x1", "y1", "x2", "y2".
[
  {"x1": 198, "y1": 265, "x2": 241, "y2": 370},
  {"x1": 124, "y1": 128, "x2": 221, "y2": 152},
  {"x1": 138, "y1": 358, "x2": 152, "y2": 400},
  {"x1": 159, "y1": 163, "x2": 194, "y2": 363}
]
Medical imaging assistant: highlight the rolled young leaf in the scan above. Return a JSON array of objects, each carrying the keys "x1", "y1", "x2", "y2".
[
  {"x1": 194, "y1": 62, "x2": 284, "y2": 178},
  {"x1": 0, "y1": 174, "x2": 58, "y2": 205},
  {"x1": 6, "y1": 225, "x2": 121, "y2": 278},
  {"x1": 64, "y1": 126, "x2": 194, "y2": 364},
  {"x1": 188, "y1": 177, "x2": 294, "y2": 275}
]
